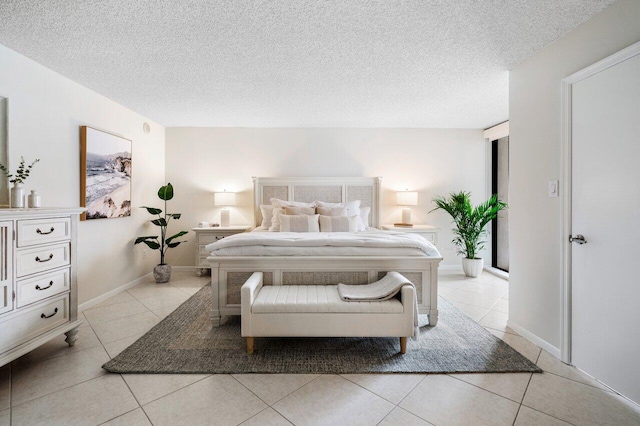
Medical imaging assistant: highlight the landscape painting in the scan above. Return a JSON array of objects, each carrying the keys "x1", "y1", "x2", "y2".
[{"x1": 80, "y1": 126, "x2": 132, "y2": 220}]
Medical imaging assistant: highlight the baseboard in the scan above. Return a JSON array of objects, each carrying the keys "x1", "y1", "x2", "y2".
[
  {"x1": 171, "y1": 266, "x2": 199, "y2": 271},
  {"x1": 483, "y1": 266, "x2": 509, "y2": 280},
  {"x1": 507, "y1": 320, "x2": 561, "y2": 359},
  {"x1": 79, "y1": 273, "x2": 152, "y2": 312}
]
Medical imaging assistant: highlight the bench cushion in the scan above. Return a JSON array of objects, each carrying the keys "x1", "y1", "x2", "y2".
[{"x1": 252, "y1": 285, "x2": 403, "y2": 314}]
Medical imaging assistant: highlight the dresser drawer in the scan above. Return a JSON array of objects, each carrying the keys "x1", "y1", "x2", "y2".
[
  {"x1": 418, "y1": 232, "x2": 436, "y2": 243},
  {"x1": 0, "y1": 295, "x2": 69, "y2": 352},
  {"x1": 199, "y1": 234, "x2": 229, "y2": 244},
  {"x1": 17, "y1": 268, "x2": 70, "y2": 308},
  {"x1": 16, "y1": 243, "x2": 71, "y2": 278},
  {"x1": 17, "y1": 217, "x2": 71, "y2": 248}
]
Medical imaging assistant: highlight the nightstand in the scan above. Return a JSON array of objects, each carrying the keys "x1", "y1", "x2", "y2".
[
  {"x1": 381, "y1": 224, "x2": 440, "y2": 245},
  {"x1": 192, "y1": 225, "x2": 252, "y2": 275}
]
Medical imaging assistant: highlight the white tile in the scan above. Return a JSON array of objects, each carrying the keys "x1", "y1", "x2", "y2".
[
  {"x1": 11, "y1": 325, "x2": 102, "y2": 366},
  {"x1": 151, "y1": 303, "x2": 182, "y2": 320},
  {"x1": 272, "y1": 374, "x2": 394, "y2": 426},
  {"x1": 492, "y1": 299, "x2": 509, "y2": 314},
  {"x1": 83, "y1": 299, "x2": 150, "y2": 325},
  {"x1": 127, "y1": 282, "x2": 185, "y2": 301},
  {"x1": 240, "y1": 407, "x2": 292, "y2": 426},
  {"x1": 0, "y1": 364, "x2": 9, "y2": 411},
  {"x1": 341, "y1": 373, "x2": 425, "y2": 404},
  {"x1": 523, "y1": 373, "x2": 640, "y2": 425},
  {"x1": 143, "y1": 375, "x2": 267, "y2": 426},
  {"x1": 89, "y1": 291, "x2": 136, "y2": 309},
  {"x1": 379, "y1": 407, "x2": 434, "y2": 425},
  {"x1": 92, "y1": 312, "x2": 159, "y2": 344},
  {"x1": 123, "y1": 374, "x2": 210, "y2": 405},
  {"x1": 11, "y1": 345, "x2": 110, "y2": 406},
  {"x1": 479, "y1": 311, "x2": 517, "y2": 335},
  {"x1": 136, "y1": 290, "x2": 190, "y2": 311},
  {"x1": 458, "y1": 281, "x2": 508, "y2": 298},
  {"x1": 102, "y1": 408, "x2": 152, "y2": 426},
  {"x1": 399, "y1": 374, "x2": 520, "y2": 426},
  {"x1": 0, "y1": 408, "x2": 9, "y2": 426},
  {"x1": 536, "y1": 350, "x2": 611, "y2": 392},
  {"x1": 232, "y1": 374, "x2": 319, "y2": 405},
  {"x1": 445, "y1": 288, "x2": 502, "y2": 309},
  {"x1": 103, "y1": 334, "x2": 145, "y2": 359},
  {"x1": 437, "y1": 286, "x2": 455, "y2": 298},
  {"x1": 11, "y1": 375, "x2": 138, "y2": 426},
  {"x1": 448, "y1": 301, "x2": 490, "y2": 322},
  {"x1": 514, "y1": 406, "x2": 572, "y2": 426},
  {"x1": 168, "y1": 272, "x2": 209, "y2": 295},
  {"x1": 489, "y1": 330, "x2": 541, "y2": 363},
  {"x1": 449, "y1": 373, "x2": 532, "y2": 402}
]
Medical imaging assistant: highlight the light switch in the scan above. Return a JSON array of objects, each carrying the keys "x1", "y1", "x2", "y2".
[{"x1": 549, "y1": 180, "x2": 559, "y2": 197}]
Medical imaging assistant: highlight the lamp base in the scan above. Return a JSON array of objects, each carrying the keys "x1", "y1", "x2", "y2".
[
  {"x1": 220, "y1": 209, "x2": 230, "y2": 227},
  {"x1": 401, "y1": 208, "x2": 412, "y2": 225},
  {"x1": 393, "y1": 223, "x2": 414, "y2": 228}
]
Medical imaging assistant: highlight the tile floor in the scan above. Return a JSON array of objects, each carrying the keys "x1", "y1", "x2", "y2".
[{"x1": 1, "y1": 270, "x2": 639, "y2": 425}]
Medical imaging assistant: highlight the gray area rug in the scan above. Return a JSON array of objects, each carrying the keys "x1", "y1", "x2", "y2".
[{"x1": 103, "y1": 285, "x2": 541, "y2": 374}]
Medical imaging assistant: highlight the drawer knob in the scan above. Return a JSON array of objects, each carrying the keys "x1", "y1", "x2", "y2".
[
  {"x1": 35, "y1": 254, "x2": 54, "y2": 263},
  {"x1": 36, "y1": 227, "x2": 55, "y2": 235},
  {"x1": 41, "y1": 307, "x2": 58, "y2": 319},
  {"x1": 35, "y1": 281, "x2": 54, "y2": 291}
]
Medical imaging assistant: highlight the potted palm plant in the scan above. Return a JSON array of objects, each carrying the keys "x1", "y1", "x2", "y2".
[
  {"x1": 135, "y1": 183, "x2": 189, "y2": 283},
  {"x1": 430, "y1": 191, "x2": 507, "y2": 277}
]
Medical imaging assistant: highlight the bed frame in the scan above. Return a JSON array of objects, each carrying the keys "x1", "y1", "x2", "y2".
[{"x1": 207, "y1": 177, "x2": 441, "y2": 326}]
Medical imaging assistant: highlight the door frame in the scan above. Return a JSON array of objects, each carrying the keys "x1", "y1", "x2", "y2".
[{"x1": 560, "y1": 40, "x2": 640, "y2": 364}]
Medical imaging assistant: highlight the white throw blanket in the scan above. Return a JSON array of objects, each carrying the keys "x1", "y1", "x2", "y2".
[
  {"x1": 338, "y1": 271, "x2": 420, "y2": 339},
  {"x1": 205, "y1": 231, "x2": 441, "y2": 257}
]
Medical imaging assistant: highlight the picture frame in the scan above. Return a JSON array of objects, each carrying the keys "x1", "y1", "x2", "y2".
[{"x1": 80, "y1": 126, "x2": 132, "y2": 220}]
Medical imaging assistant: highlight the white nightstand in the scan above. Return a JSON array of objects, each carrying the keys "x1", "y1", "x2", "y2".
[
  {"x1": 193, "y1": 225, "x2": 252, "y2": 275},
  {"x1": 381, "y1": 224, "x2": 440, "y2": 245}
]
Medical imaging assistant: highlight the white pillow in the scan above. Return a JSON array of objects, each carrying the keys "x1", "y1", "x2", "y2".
[
  {"x1": 316, "y1": 200, "x2": 365, "y2": 230},
  {"x1": 359, "y1": 206, "x2": 371, "y2": 230},
  {"x1": 268, "y1": 207, "x2": 285, "y2": 232},
  {"x1": 280, "y1": 214, "x2": 320, "y2": 232},
  {"x1": 271, "y1": 198, "x2": 316, "y2": 208},
  {"x1": 259, "y1": 205, "x2": 274, "y2": 229},
  {"x1": 319, "y1": 215, "x2": 359, "y2": 232},
  {"x1": 284, "y1": 206, "x2": 316, "y2": 215}
]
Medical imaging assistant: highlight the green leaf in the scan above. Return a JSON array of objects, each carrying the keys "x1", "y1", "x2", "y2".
[
  {"x1": 140, "y1": 206, "x2": 162, "y2": 215},
  {"x1": 142, "y1": 240, "x2": 161, "y2": 250},
  {"x1": 158, "y1": 183, "x2": 174, "y2": 201},
  {"x1": 151, "y1": 218, "x2": 167, "y2": 227},
  {"x1": 166, "y1": 230, "x2": 189, "y2": 244},
  {"x1": 167, "y1": 242, "x2": 182, "y2": 248},
  {"x1": 134, "y1": 236, "x2": 158, "y2": 245},
  {"x1": 167, "y1": 213, "x2": 181, "y2": 219}
]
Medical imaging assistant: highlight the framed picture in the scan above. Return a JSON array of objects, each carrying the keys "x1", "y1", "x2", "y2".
[{"x1": 80, "y1": 126, "x2": 132, "y2": 220}]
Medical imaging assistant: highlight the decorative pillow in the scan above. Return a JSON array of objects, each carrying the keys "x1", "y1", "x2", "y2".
[
  {"x1": 359, "y1": 206, "x2": 371, "y2": 230},
  {"x1": 316, "y1": 200, "x2": 363, "y2": 230},
  {"x1": 268, "y1": 207, "x2": 284, "y2": 231},
  {"x1": 319, "y1": 215, "x2": 359, "y2": 232},
  {"x1": 270, "y1": 198, "x2": 316, "y2": 208},
  {"x1": 316, "y1": 206, "x2": 347, "y2": 216},
  {"x1": 259, "y1": 205, "x2": 275, "y2": 229},
  {"x1": 280, "y1": 214, "x2": 320, "y2": 232},
  {"x1": 284, "y1": 206, "x2": 316, "y2": 215}
]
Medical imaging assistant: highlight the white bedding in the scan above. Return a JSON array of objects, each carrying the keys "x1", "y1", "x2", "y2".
[{"x1": 206, "y1": 230, "x2": 441, "y2": 257}]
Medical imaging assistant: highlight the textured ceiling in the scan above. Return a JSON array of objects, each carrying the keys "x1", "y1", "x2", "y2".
[{"x1": 0, "y1": 0, "x2": 615, "y2": 128}]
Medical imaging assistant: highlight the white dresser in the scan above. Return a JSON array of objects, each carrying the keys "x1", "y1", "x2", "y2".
[
  {"x1": 193, "y1": 225, "x2": 251, "y2": 276},
  {"x1": 381, "y1": 224, "x2": 440, "y2": 245},
  {"x1": 0, "y1": 208, "x2": 84, "y2": 367}
]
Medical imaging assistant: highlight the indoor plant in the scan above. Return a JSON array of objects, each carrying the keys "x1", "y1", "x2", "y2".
[
  {"x1": 135, "y1": 183, "x2": 189, "y2": 283},
  {"x1": 0, "y1": 156, "x2": 40, "y2": 208},
  {"x1": 430, "y1": 191, "x2": 507, "y2": 277}
]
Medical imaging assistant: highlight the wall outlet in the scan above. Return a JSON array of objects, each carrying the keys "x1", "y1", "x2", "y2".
[{"x1": 548, "y1": 180, "x2": 559, "y2": 197}]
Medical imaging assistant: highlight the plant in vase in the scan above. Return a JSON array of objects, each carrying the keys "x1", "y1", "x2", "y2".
[
  {"x1": 135, "y1": 183, "x2": 189, "y2": 283},
  {"x1": 0, "y1": 157, "x2": 40, "y2": 208},
  {"x1": 430, "y1": 191, "x2": 507, "y2": 277}
]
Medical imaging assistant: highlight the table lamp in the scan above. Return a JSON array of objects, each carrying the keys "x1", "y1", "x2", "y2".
[
  {"x1": 215, "y1": 191, "x2": 236, "y2": 227},
  {"x1": 396, "y1": 190, "x2": 418, "y2": 227}
]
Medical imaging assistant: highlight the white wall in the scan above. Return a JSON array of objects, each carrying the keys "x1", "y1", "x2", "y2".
[
  {"x1": 509, "y1": 0, "x2": 640, "y2": 352},
  {"x1": 0, "y1": 44, "x2": 166, "y2": 304},
  {"x1": 165, "y1": 127, "x2": 486, "y2": 267}
]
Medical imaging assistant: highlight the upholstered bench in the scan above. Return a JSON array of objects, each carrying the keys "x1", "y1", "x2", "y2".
[{"x1": 241, "y1": 272, "x2": 416, "y2": 354}]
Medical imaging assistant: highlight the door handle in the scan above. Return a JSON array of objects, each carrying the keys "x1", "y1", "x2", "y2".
[{"x1": 569, "y1": 234, "x2": 587, "y2": 244}]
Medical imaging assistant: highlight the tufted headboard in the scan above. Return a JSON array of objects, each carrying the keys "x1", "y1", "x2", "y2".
[{"x1": 253, "y1": 177, "x2": 382, "y2": 229}]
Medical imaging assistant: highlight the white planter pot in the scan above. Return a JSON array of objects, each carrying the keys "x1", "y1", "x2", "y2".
[
  {"x1": 462, "y1": 258, "x2": 484, "y2": 277},
  {"x1": 10, "y1": 183, "x2": 24, "y2": 208}
]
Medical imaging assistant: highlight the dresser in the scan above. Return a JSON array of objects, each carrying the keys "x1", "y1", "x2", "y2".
[
  {"x1": 0, "y1": 208, "x2": 84, "y2": 367},
  {"x1": 381, "y1": 224, "x2": 440, "y2": 245},
  {"x1": 193, "y1": 225, "x2": 252, "y2": 275}
]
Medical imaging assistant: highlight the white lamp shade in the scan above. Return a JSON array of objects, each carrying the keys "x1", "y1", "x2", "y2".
[
  {"x1": 215, "y1": 192, "x2": 236, "y2": 206},
  {"x1": 397, "y1": 191, "x2": 418, "y2": 206}
]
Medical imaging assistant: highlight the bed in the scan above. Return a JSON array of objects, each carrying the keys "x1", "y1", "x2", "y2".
[{"x1": 206, "y1": 177, "x2": 442, "y2": 326}]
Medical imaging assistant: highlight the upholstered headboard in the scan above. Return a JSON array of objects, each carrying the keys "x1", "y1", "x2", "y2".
[{"x1": 253, "y1": 177, "x2": 382, "y2": 229}]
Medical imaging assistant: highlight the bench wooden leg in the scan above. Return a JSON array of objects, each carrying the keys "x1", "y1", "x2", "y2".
[
  {"x1": 247, "y1": 337, "x2": 254, "y2": 354},
  {"x1": 399, "y1": 337, "x2": 407, "y2": 354}
]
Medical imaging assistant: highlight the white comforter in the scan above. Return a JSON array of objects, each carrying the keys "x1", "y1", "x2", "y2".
[{"x1": 205, "y1": 230, "x2": 441, "y2": 257}]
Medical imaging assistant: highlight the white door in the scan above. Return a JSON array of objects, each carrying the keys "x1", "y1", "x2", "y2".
[{"x1": 571, "y1": 51, "x2": 640, "y2": 403}]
